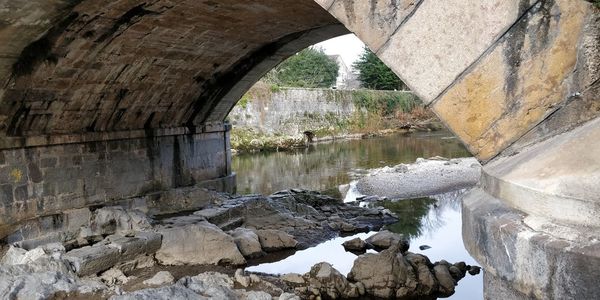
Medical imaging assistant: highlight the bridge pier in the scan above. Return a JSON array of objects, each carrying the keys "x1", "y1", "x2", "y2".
[
  {"x1": 0, "y1": 123, "x2": 235, "y2": 244},
  {"x1": 463, "y1": 117, "x2": 600, "y2": 299}
]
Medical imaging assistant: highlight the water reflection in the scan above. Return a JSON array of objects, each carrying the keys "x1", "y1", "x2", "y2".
[{"x1": 233, "y1": 131, "x2": 470, "y2": 196}]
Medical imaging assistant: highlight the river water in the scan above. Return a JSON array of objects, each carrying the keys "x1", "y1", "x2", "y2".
[{"x1": 233, "y1": 131, "x2": 483, "y2": 299}]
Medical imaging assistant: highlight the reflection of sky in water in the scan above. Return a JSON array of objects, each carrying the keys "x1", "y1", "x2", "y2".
[{"x1": 247, "y1": 192, "x2": 483, "y2": 299}]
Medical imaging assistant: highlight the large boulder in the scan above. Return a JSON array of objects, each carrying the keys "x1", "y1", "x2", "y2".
[
  {"x1": 342, "y1": 238, "x2": 368, "y2": 252},
  {"x1": 92, "y1": 207, "x2": 152, "y2": 236},
  {"x1": 255, "y1": 229, "x2": 298, "y2": 252},
  {"x1": 347, "y1": 245, "x2": 417, "y2": 298},
  {"x1": 155, "y1": 222, "x2": 246, "y2": 266},
  {"x1": 302, "y1": 262, "x2": 358, "y2": 299},
  {"x1": 230, "y1": 228, "x2": 265, "y2": 258}
]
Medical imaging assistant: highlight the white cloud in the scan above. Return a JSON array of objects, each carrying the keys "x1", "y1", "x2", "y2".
[{"x1": 314, "y1": 34, "x2": 365, "y2": 68}]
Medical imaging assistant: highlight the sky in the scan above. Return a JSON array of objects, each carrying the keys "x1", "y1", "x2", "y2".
[{"x1": 314, "y1": 34, "x2": 365, "y2": 67}]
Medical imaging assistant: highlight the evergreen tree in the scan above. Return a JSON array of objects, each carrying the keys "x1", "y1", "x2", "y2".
[
  {"x1": 353, "y1": 47, "x2": 407, "y2": 91},
  {"x1": 265, "y1": 47, "x2": 339, "y2": 88}
]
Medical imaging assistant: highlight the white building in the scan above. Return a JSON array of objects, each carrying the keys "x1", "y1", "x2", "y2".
[{"x1": 328, "y1": 55, "x2": 361, "y2": 90}]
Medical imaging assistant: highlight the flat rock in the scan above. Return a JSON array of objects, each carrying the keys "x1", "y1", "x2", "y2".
[
  {"x1": 64, "y1": 244, "x2": 120, "y2": 276},
  {"x1": 230, "y1": 228, "x2": 264, "y2": 258},
  {"x1": 255, "y1": 229, "x2": 298, "y2": 252},
  {"x1": 156, "y1": 221, "x2": 246, "y2": 266},
  {"x1": 143, "y1": 271, "x2": 175, "y2": 286}
]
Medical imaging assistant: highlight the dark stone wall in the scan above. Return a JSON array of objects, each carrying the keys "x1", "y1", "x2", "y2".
[{"x1": 0, "y1": 124, "x2": 233, "y2": 239}]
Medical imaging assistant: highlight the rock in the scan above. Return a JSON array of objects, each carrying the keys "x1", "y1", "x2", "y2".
[
  {"x1": 230, "y1": 228, "x2": 265, "y2": 258},
  {"x1": 64, "y1": 244, "x2": 120, "y2": 276},
  {"x1": 433, "y1": 264, "x2": 456, "y2": 297},
  {"x1": 281, "y1": 273, "x2": 305, "y2": 285},
  {"x1": 468, "y1": 265, "x2": 482, "y2": 275},
  {"x1": 347, "y1": 245, "x2": 416, "y2": 298},
  {"x1": 365, "y1": 230, "x2": 409, "y2": 252},
  {"x1": 419, "y1": 245, "x2": 432, "y2": 250},
  {"x1": 143, "y1": 271, "x2": 175, "y2": 286},
  {"x1": 92, "y1": 207, "x2": 152, "y2": 236},
  {"x1": 110, "y1": 285, "x2": 202, "y2": 300},
  {"x1": 179, "y1": 272, "x2": 237, "y2": 299},
  {"x1": 279, "y1": 292, "x2": 301, "y2": 300},
  {"x1": 0, "y1": 246, "x2": 46, "y2": 265},
  {"x1": 303, "y1": 262, "x2": 350, "y2": 299},
  {"x1": 155, "y1": 221, "x2": 246, "y2": 266},
  {"x1": 101, "y1": 268, "x2": 130, "y2": 286},
  {"x1": 255, "y1": 229, "x2": 298, "y2": 252},
  {"x1": 342, "y1": 238, "x2": 368, "y2": 252},
  {"x1": 105, "y1": 232, "x2": 163, "y2": 261},
  {"x1": 234, "y1": 269, "x2": 251, "y2": 287},
  {"x1": 243, "y1": 291, "x2": 272, "y2": 300}
]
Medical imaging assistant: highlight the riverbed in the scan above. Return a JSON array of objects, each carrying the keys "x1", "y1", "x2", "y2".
[{"x1": 233, "y1": 131, "x2": 483, "y2": 299}]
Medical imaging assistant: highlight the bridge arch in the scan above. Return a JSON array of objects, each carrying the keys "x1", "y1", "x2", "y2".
[{"x1": 0, "y1": 0, "x2": 598, "y2": 297}]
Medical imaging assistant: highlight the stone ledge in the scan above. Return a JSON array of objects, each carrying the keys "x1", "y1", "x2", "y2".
[
  {"x1": 462, "y1": 188, "x2": 600, "y2": 299},
  {"x1": 0, "y1": 123, "x2": 231, "y2": 150}
]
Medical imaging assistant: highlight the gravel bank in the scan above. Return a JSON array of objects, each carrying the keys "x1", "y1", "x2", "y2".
[{"x1": 356, "y1": 157, "x2": 481, "y2": 199}]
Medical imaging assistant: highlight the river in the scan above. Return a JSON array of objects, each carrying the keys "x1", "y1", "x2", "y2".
[{"x1": 233, "y1": 131, "x2": 483, "y2": 299}]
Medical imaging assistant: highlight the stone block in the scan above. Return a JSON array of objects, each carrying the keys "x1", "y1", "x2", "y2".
[
  {"x1": 328, "y1": 0, "x2": 419, "y2": 51},
  {"x1": 64, "y1": 244, "x2": 120, "y2": 276},
  {"x1": 107, "y1": 232, "x2": 162, "y2": 261},
  {"x1": 432, "y1": 0, "x2": 589, "y2": 161},
  {"x1": 379, "y1": 0, "x2": 537, "y2": 102}
]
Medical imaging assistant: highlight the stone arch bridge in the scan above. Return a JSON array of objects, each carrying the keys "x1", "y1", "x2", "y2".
[{"x1": 0, "y1": 0, "x2": 598, "y2": 298}]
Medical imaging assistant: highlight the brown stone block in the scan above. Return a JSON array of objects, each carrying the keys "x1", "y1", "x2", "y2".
[{"x1": 433, "y1": 0, "x2": 588, "y2": 161}]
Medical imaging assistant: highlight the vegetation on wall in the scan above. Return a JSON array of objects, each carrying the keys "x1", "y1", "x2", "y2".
[
  {"x1": 353, "y1": 46, "x2": 407, "y2": 91},
  {"x1": 263, "y1": 47, "x2": 339, "y2": 88},
  {"x1": 351, "y1": 90, "x2": 420, "y2": 116}
]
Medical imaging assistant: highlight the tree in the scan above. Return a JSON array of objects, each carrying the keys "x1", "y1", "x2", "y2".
[
  {"x1": 353, "y1": 46, "x2": 407, "y2": 91},
  {"x1": 265, "y1": 47, "x2": 339, "y2": 88}
]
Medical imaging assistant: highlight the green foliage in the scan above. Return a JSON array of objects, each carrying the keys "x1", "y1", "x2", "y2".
[
  {"x1": 264, "y1": 47, "x2": 339, "y2": 88},
  {"x1": 586, "y1": 0, "x2": 599, "y2": 8},
  {"x1": 353, "y1": 46, "x2": 407, "y2": 90},
  {"x1": 352, "y1": 90, "x2": 420, "y2": 116},
  {"x1": 238, "y1": 93, "x2": 251, "y2": 109}
]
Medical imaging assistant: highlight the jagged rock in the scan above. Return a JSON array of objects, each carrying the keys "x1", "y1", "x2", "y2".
[
  {"x1": 1, "y1": 246, "x2": 46, "y2": 265},
  {"x1": 143, "y1": 271, "x2": 175, "y2": 286},
  {"x1": 230, "y1": 228, "x2": 265, "y2": 258},
  {"x1": 179, "y1": 272, "x2": 237, "y2": 299},
  {"x1": 279, "y1": 292, "x2": 301, "y2": 300},
  {"x1": 342, "y1": 238, "x2": 368, "y2": 252},
  {"x1": 110, "y1": 285, "x2": 202, "y2": 300},
  {"x1": 100, "y1": 268, "x2": 130, "y2": 286},
  {"x1": 302, "y1": 262, "x2": 353, "y2": 299},
  {"x1": 347, "y1": 245, "x2": 417, "y2": 298},
  {"x1": 255, "y1": 229, "x2": 298, "y2": 252},
  {"x1": 156, "y1": 221, "x2": 246, "y2": 266},
  {"x1": 365, "y1": 230, "x2": 409, "y2": 252},
  {"x1": 468, "y1": 265, "x2": 482, "y2": 275},
  {"x1": 92, "y1": 207, "x2": 152, "y2": 236},
  {"x1": 281, "y1": 273, "x2": 305, "y2": 285},
  {"x1": 234, "y1": 269, "x2": 251, "y2": 287},
  {"x1": 433, "y1": 264, "x2": 456, "y2": 296},
  {"x1": 242, "y1": 291, "x2": 272, "y2": 300}
]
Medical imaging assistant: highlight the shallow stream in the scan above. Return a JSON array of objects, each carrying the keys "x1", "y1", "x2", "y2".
[{"x1": 233, "y1": 131, "x2": 483, "y2": 299}]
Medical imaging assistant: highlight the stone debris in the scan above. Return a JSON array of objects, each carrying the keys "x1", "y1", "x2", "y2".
[{"x1": 143, "y1": 271, "x2": 175, "y2": 286}]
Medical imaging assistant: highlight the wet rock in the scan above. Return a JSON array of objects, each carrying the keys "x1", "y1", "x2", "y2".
[
  {"x1": 155, "y1": 221, "x2": 246, "y2": 266},
  {"x1": 255, "y1": 229, "x2": 298, "y2": 252},
  {"x1": 365, "y1": 230, "x2": 409, "y2": 252},
  {"x1": 342, "y1": 238, "x2": 368, "y2": 252},
  {"x1": 143, "y1": 271, "x2": 175, "y2": 286},
  {"x1": 230, "y1": 228, "x2": 265, "y2": 258},
  {"x1": 468, "y1": 265, "x2": 482, "y2": 275},
  {"x1": 419, "y1": 245, "x2": 432, "y2": 250}
]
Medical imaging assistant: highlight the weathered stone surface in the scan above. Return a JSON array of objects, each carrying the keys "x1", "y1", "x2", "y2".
[
  {"x1": 155, "y1": 222, "x2": 246, "y2": 266},
  {"x1": 365, "y1": 230, "x2": 409, "y2": 251},
  {"x1": 143, "y1": 271, "x2": 175, "y2": 286},
  {"x1": 432, "y1": 0, "x2": 590, "y2": 161},
  {"x1": 230, "y1": 228, "x2": 265, "y2": 258},
  {"x1": 379, "y1": 0, "x2": 537, "y2": 102},
  {"x1": 327, "y1": 0, "x2": 419, "y2": 51},
  {"x1": 255, "y1": 229, "x2": 298, "y2": 252},
  {"x1": 342, "y1": 237, "x2": 368, "y2": 252},
  {"x1": 64, "y1": 244, "x2": 120, "y2": 276}
]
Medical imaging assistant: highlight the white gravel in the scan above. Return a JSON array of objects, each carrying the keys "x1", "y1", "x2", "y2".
[{"x1": 356, "y1": 157, "x2": 481, "y2": 199}]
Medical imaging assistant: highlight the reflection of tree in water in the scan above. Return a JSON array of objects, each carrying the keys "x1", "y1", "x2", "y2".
[
  {"x1": 381, "y1": 189, "x2": 467, "y2": 240},
  {"x1": 232, "y1": 132, "x2": 470, "y2": 195}
]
